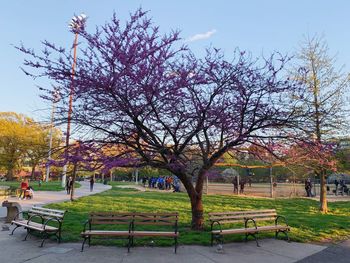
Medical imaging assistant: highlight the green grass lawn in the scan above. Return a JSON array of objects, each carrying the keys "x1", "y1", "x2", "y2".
[
  {"x1": 0, "y1": 181, "x2": 81, "y2": 191},
  {"x1": 46, "y1": 185, "x2": 350, "y2": 247}
]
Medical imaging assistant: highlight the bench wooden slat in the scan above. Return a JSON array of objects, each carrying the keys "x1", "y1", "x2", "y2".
[
  {"x1": 81, "y1": 230, "x2": 130, "y2": 236},
  {"x1": 133, "y1": 217, "x2": 178, "y2": 220},
  {"x1": 90, "y1": 212, "x2": 178, "y2": 216},
  {"x1": 210, "y1": 213, "x2": 277, "y2": 221},
  {"x1": 257, "y1": 225, "x2": 290, "y2": 232},
  {"x1": 133, "y1": 222, "x2": 175, "y2": 226},
  {"x1": 29, "y1": 209, "x2": 65, "y2": 219},
  {"x1": 211, "y1": 224, "x2": 290, "y2": 235},
  {"x1": 209, "y1": 209, "x2": 276, "y2": 216},
  {"x1": 131, "y1": 231, "x2": 179, "y2": 237},
  {"x1": 31, "y1": 207, "x2": 65, "y2": 214},
  {"x1": 212, "y1": 227, "x2": 257, "y2": 235},
  {"x1": 91, "y1": 216, "x2": 133, "y2": 221},
  {"x1": 216, "y1": 217, "x2": 278, "y2": 224},
  {"x1": 12, "y1": 220, "x2": 58, "y2": 232},
  {"x1": 91, "y1": 221, "x2": 131, "y2": 225}
]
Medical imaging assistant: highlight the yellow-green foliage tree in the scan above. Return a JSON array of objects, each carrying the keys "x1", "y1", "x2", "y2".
[
  {"x1": 26, "y1": 122, "x2": 62, "y2": 180},
  {"x1": 0, "y1": 112, "x2": 62, "y2": 180},
  {"x1": 0, "y1": 112, "x2": 32, "y2": 180}
]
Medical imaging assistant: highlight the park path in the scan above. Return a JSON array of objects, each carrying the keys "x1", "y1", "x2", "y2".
[{"x1": 0, "y1": 181, "x2": 111, "y2": 216}]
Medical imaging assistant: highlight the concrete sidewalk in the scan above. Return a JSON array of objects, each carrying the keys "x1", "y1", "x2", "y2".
[
  {"x1": 0, "y1": 181, "x2": 111, "y2": 217},
  {"x1": 0, "y1": 227, "x2": 326, "y2": 263}
]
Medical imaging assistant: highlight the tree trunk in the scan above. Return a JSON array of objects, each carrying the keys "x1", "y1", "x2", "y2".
[
  {"x1": 30, "y1": 165, "x2": 36, "y2": 180},
  {"x1": 190, "y1": 193, "x2": 204, "y2": 230},
  {"x1": 179, "y1": 172, "x2": 205, "y2": 230},
  {"x1": 319, "y1": 171, "x2": 328, "y2": 213},
  {"x1": 6, "y1": 168, "x2": 14, "y2": 181}
]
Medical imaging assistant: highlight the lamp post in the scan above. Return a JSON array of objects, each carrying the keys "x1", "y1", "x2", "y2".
[
  {"x1": 45, "y1": 87, "x2": 60, "y2": 183},
  {"x1": 62, "y1": 13, "x2": 87, "y2": 187}
]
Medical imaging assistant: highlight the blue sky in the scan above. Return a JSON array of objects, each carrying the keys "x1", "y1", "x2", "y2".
[{"x1": 1, "y1": 0, "x2": 350, "y2": 121}]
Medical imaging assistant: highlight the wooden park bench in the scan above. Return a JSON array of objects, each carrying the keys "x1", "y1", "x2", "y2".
[
  {"x1": 81, "y1": 212, "x2": 179, "y2": 253},
  {"x1": 209, "y1": 209, "x2": 290, "y2": 247},
  {"x1": 10, "y1": 206, "x2": 66, "y2": 247}
]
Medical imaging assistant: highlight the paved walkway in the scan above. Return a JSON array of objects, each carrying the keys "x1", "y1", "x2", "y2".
[
  {"x1": 0, "y1": 181, "x2": 111, "y2": 217},
  {"x1": 0, "y1": 228, "x2": 326, "y2": 263},
  {"x1": 296, "y1": 239, "x2": 350, "y2": 263}
]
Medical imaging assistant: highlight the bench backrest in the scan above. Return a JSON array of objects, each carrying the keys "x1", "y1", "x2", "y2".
[
  {"x1": 209, "y1": 209, "x2": 277, "y2": 224},
  {"x1": 89, "y1": 212, "x2": 178, "y2": 226},
  {"x1": 90, "y1": 212, "x2": 135, "y2": 225},
  {"x1": 29, "y1": 206, "x2": 66, "y2": 220},
  {"x1": 132, "y1": 212, "x2": 178, "y2": 226}
]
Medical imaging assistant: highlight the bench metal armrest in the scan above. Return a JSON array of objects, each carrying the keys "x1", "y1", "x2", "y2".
[
  {"x1": 43, "y1": 217, "x2": 61, "y2": 231},
  {"x1": 275, "y1": 215, "x2": 289, "y2": 227},
  {"x1": 12, "y1": 211, "x2": 27, "y2": 222},
  {"x1": 244, "y1": 217, "x2": 257, "y2": 229},
  {"x1": 82, "y1": 219, "x2": 91, "y2": 232},
  {"x1": 210, "y1": 220, "x2": 222, "y2": 232},
  {"x1": 27, "y1": 214, "x2": 44, "y2": 226}
]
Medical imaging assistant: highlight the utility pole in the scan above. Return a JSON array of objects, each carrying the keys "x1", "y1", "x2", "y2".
[
  {"x1": 62, "y1": 14, "x2": 87, "y2": 187},
  {"x1": 46, "y1": 88, "x2": 59, "y2": 183},
  {"x1": 270, "y1": 166, "x2": 274, "y2": 198}
]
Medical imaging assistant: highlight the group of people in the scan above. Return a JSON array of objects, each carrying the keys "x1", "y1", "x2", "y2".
[
  {"x1": 142, "y1": 176, "x2": 180, "y2": 192},
  {"x1": 232, "y1": 176, "x2": 252, "y2": 194},
  {"x1": 334, "y1": 178, "x2": 349, "y2": 196},
  {"x1": 304, "y1": 178, "x2": 313, "y2": 197},
  {"x1": 19, "y1": 179, "x2": 34, "y2": 200},
  {"x1": 66, "y1": 176, "x2": 95, "y2": 194}
]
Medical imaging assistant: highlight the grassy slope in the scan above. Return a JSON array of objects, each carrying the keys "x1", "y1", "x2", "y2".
[
  {"x1": 47, "y1": 186, "x2": 350, "y2": 246},
  {"x1": 0, "y1": 181, "x2": 81, "y2": 191}
]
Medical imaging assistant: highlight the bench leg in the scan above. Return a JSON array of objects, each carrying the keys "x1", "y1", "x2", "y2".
[
  {"x1": 81, "y1": 236, "x2": 88, "y2": 252},
  {"x1": 58, "y1": 228, "x2": 62, "y2": 244},
  {"x1": 40, "y1": 232, "x2": 48, "y2": 247},
  {"x1": 127, "y1": 235, "x2": 132, "y2": 253},
  {"x1": 10, "y1": 225, "x2": 20, "y2": 236},
  {"x1": 174, "y1": 237, "x2": 178, "y2": 254},
  {"x1": 39, "y1": 231, "x2": 49, "y2": 247},
  {"x1": 245, "y1": 232, "x2": 260, "y2": 247},
  {"x1": 276, "y1": 230, "x2": 290, "y2": 243},
  {"x1": 131, "y1": 236, "x2": 134, "y2": 247},
  {"x1": 23, "y1": 229, "x2": 30, "y2": 241},
  {"x1": 212, "y1": 234, "x2": 222, "y2": 246}
]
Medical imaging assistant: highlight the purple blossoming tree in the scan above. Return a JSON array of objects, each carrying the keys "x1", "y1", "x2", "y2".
[{"x1": 18, "y1": 9, "x2": 303, "y2": 229}]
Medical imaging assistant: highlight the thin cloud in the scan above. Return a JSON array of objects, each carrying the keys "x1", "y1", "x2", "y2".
[{"x1": 187, "y1": 29, "x2": 217, "y2": 42}]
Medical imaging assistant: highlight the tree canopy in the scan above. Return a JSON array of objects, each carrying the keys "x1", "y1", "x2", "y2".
[{"x1": 18, "y1": 9, "x2": 306, "y2": 229}]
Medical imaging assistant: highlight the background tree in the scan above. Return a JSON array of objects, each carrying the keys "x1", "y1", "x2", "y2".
[
  {"x1": 18, "y1": 9, "x2": 303, "y2": 229},
  {"x1": 0, "y1": 112, "x2": 32, "y2": 180},
  {"x1": 26, "y1": 124, "x2": 62, "y2": 180},
  {"x1": 291, "y1": 34, "x2": 350, "y2": 213}
]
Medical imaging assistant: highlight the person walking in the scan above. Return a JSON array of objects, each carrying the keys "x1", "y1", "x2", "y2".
[
  {"x1": 339, "y1": 178, "x2": 345, "y2": 196},
  {"x1": 232, "y1": 176, "x2": 238, "y2": 194},
  {"x1": 239, "y1": 178, "x2": 246, "y2": 194},
  {"x1": 66, "y1": 177, "x2": 73, "y2": 194},
  {"x1": 305, "y1": 178, "x2": 312, "y2": 197},
  {"x1": 90, "y1": 177, "x2": 95, "y2": 192},
  {"x1": 334, "y1": 179, "x2": 339, "y2": 196}
]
